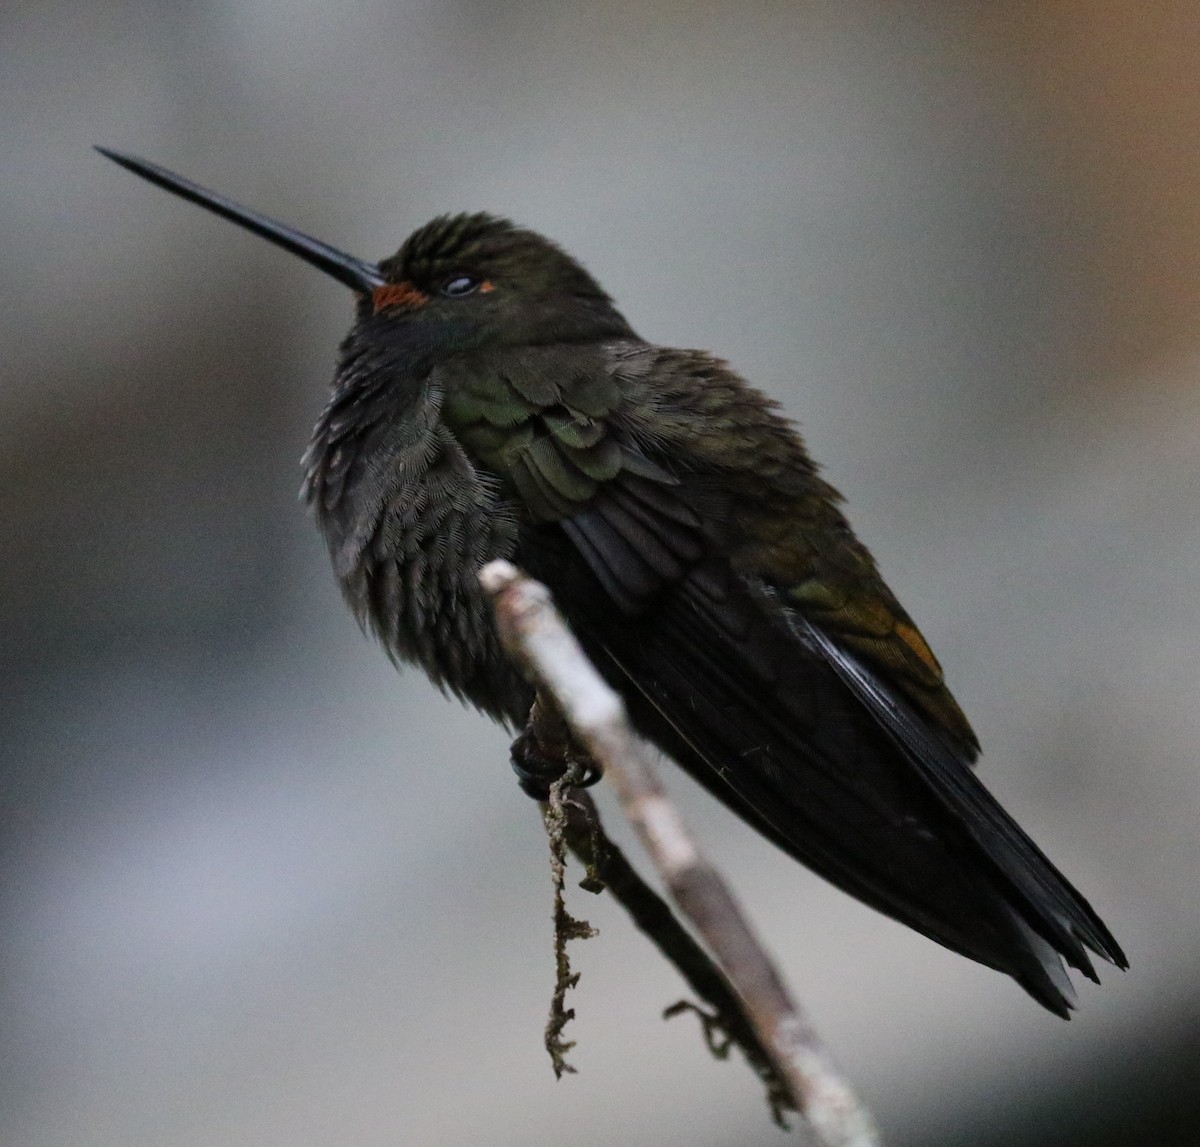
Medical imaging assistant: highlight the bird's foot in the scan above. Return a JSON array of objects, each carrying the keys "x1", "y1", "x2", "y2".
[{"x1": 510, "y1": 729, "x2": 602, "y2": 800}]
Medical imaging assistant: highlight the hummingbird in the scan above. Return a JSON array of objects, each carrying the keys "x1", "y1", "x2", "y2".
[{"x1": 97, "y1": 147, "x2": 1125, "y2": 1016}]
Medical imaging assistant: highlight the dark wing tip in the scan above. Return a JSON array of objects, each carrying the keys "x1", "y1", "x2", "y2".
[{"x1": 804, "y1": 617, "x2": 1127, "y2": 996}]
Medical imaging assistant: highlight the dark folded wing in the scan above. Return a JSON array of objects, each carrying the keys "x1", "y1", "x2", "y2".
[{"x1": 516, "y1": 465, "x2": 1124, "y2": 1014}]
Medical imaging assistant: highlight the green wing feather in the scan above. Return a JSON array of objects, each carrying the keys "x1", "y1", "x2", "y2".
[
  {"x1": 442, "y1": 341, "x2": 977, "y2": 754},
  {"x1": 441, "y1": 341, "x2": 1123, "y2": 1008}
]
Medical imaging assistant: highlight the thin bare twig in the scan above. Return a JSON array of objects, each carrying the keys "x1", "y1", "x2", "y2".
[
  {"x1": 481, "y1": 559, "x2": 882, "y2": 1147},
  {"x1": 551, "y1": 784, "x2": 795, "y2": 1125},
  {"x1": 516, "y1": 691, "x2": 793, "y2": 1119}
]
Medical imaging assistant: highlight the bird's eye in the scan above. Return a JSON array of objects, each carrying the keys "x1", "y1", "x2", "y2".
[{"x1": 441, "y1": 275, "x2": 481, "y2": 298}]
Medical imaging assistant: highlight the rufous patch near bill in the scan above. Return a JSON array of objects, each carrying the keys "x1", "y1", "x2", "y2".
[{"x1": 373, "y1": 281, "x2": 429, "y2": 313}]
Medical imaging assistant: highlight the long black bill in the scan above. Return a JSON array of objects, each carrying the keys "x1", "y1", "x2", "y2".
[{"x1": 96, "y1": 147, "x2": 384, "y2": 293}]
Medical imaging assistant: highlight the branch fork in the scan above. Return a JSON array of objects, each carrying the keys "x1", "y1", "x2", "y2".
[{"x1": 480, "y1": 560, "x2": 882, "y2": 1147}]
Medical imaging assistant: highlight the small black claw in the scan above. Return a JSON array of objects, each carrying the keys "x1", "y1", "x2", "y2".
[{"x1": 510, "y1": 731, "x2": 602, "y2": 799}]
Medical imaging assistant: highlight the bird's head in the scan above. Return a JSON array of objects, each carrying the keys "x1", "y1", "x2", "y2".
[{"x1": 367, "y1": 213, "x2": 634, "y2": 350}]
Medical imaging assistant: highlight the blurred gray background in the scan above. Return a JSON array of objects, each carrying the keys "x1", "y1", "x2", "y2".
[{"x1": 3, "y1": 2, "x2": 1198, "y2": 1144}]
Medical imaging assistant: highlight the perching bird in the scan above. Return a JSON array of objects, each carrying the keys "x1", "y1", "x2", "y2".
[{"x1": 97, "y1": 148, "x2": 1125, "y2": 1016}]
